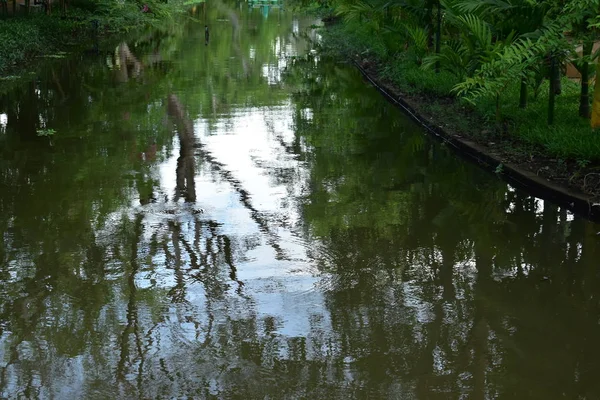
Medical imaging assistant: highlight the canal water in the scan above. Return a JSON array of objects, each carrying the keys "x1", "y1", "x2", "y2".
[{"x1": 1, "y1": 3, "x2": 600, "y2": 399}]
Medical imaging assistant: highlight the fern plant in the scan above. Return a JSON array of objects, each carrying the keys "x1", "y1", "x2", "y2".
[
  {"x1": 453, "y1": 22, "x2": 565, "y2": 122},
  {"x1": 422, "y1": 14, "x2": 514, "y2": 79}
]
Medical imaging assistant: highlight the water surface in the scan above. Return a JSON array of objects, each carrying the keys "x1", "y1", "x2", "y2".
[{"x1": 1, "y1": 3, "x2": 600, "y2": 399}]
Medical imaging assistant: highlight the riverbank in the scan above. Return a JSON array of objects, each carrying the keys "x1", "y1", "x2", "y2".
[
  {"x1": 314, "y1": 22, "x2": 600, "y2": 216},
  {"x1": 0, "y1": 1, "x2": 187, "y2": 77}
]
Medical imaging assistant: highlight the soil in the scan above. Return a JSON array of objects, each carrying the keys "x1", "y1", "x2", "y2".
[{"x1": 354, "y1": 57, "x2": 600, "y2": 220}]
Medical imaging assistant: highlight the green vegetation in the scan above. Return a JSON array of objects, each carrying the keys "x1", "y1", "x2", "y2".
[
  {"x1": 0, "y1": 15, "x2": 76, "y2": 72},
  {"x1": 2, "y1": 3, "x2": 600, "y2": 397},
  {"x1": 296, "y1": 0, "x2": 600, "y2": 166},
  {"x1": 0, "y1": 0, "x2": 189, "y2": 74}
]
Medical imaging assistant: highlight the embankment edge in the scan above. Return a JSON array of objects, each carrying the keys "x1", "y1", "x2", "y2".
[{"x1": 353, "y1": 60, "x2": 600, "y2": 222}]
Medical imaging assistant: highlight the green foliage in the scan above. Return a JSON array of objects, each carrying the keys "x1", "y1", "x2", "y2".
[
  {"x1": 423, "y1": 13, "x2": 520, "y2": 80},
  {"x1": 307, "y1": 0, "x2": 600, "y2": 162},
  {"x1": 471, "y1": 75, "x2": 600, "y2": 160},
  {"x1": 316, "y1": 18, "x2": 600, "y2": 161},
  {"x1": 3, "y1": 5, "x2": 600, "y2": 398},
  {"x1": 452, "y1": 35, "x2": 545, "y2": 101},
  {"x1": 0, "y1": 0, "x2": 187, "y2": 74},
  {"x1": 382, "y1": 54, "x2": 459, "y2": 96},
  {"x1": 404, "y1": 24, "x2": 428, "y2": 61},
  {"x1": 314, "y1": 22, "x2": 389, "y2": 60},
  {"x1": 0, "y1": 15, "x2": 78, "y2": 73}
]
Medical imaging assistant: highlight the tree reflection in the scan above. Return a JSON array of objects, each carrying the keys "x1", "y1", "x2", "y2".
[
  {"x1": 168, "y1": 94, "x2": 197, "y2": 202},
  {"x1": 283, "y1": 56, "x2": 600, "y2": 398}
]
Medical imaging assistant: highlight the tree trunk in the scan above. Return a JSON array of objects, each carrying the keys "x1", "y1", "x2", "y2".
[
  {"x1": 426, "y1": 5, "x2": 433, "y2": 50},
  {"x1": 590, "y1": 58, "x2": 600, "y2": 128},
  {"x1": 435, "y1": 0, "x2": 441, "y2": 73},
  {"x1": 552, "y1": 56, "x2": 562, "y2": 95},
  {"x1": 519, "y1": 76, "x2": 528, "y2": 109},
  {"x1": 495, "y1": 94, "x2": 501, "y2": 123},
  {"x1": 548, "y1": 55, "x2": 556, "y2": 125},
  {"x1": 579, "y1": 40, "x2": 593, "y2": 118}
]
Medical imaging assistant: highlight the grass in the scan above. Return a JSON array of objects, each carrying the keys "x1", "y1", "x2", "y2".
[
  {"x1": 316, "y1": 22, "x2": 600, "y2": 164},
  {"x1": 0, "y1": 15, "x2": 76, "y2": 72},
  {"x1": 0, "y1": 0, "x2": 186, "y2": 74}
]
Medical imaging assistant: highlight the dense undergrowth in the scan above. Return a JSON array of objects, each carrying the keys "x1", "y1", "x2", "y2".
[
  {"x1": 0, "y1": 0, "x2": 186, "y2": 74},
  {"x1": 318, "y1": 23, "x2": 600, "y2": 166}
]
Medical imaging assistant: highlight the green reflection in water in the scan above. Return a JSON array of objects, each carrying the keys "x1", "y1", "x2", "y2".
[{"x1": 1, "y1": 2, "x2": 600, "y2": 399}]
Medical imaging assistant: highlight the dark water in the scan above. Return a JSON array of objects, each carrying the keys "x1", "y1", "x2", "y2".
[{"x1": 1, "y1": 3, "x2": 600, "y2": 399}]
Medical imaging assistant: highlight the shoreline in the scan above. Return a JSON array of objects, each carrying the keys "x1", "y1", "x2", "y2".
[
  {"x1": 0, "y1": 5, "x2": 187, "y2": 79},
  {"x1": 353, "y1": 59, "x2": 600, "y2": 221}
]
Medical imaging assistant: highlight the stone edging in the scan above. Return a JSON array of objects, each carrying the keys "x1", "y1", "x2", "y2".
[{"x1": 353, "y1": 60, "x2": 600, "y2": 222}]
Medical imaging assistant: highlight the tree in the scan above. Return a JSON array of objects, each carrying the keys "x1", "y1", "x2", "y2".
[{"x1": 561, "y1": 0, "x2": 600, "y2": 118}]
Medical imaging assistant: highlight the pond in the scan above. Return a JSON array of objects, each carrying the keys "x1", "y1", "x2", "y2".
[{"x1": 1, "y1": 2, "x2": 600, "y2": 399}]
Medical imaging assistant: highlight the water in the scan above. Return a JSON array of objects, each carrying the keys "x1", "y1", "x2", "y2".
[{"x1": 1, "y1": 3, "x2": 600, "y2": 399}]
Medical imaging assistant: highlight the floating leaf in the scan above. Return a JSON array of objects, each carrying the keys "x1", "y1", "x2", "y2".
[
  {"x1": 38, "y1": 54, "x2": 68, "y2": 59},
  {"x1": 37, "y1": 128, "x2": 56, "y2": 137}
]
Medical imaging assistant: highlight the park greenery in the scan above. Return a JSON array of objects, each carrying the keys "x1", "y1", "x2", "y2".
[
  {"x1": 0, "y1": 0, "x2": 191, "y2": 74},
  {"x1": 2, "y1": 12, "x2": 600, "y2": 393},
  {"x1": 294, "y1": 0, "x2": 600, "y2": 166},
  {"x1": 2, "y1": 1, "x2": 600, "y2": 396},
  {"x1": 2, "y1": 4, "x2": 600, "y2": 394}
]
